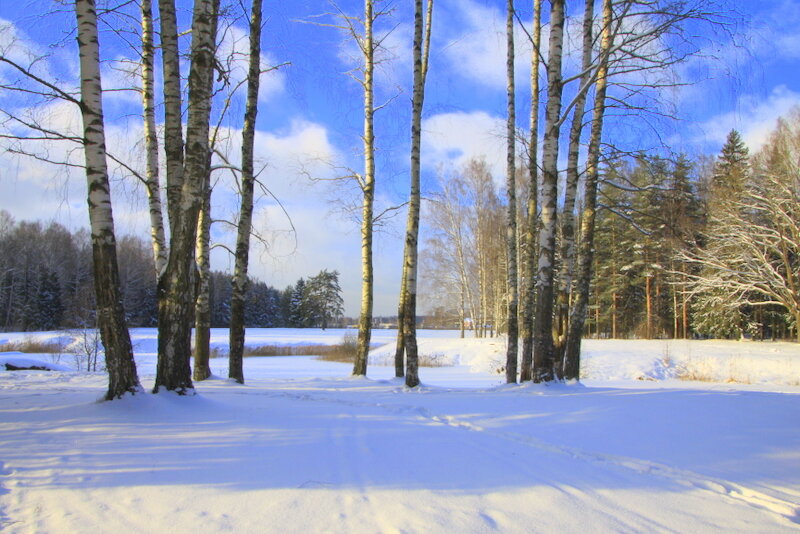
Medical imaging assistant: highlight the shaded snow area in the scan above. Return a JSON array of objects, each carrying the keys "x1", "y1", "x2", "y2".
[{"x1": 1, "y1": 329, "x2": 799, "y2": 533}]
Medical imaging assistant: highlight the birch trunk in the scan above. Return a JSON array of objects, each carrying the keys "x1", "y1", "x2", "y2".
[
  {"x1": 504, "y1": 0, "x2": 518, "y2": 384},
  {"x1": 555, "y1": 0, "x2": 594, "y2": 373},
  {"x1": 141, "y1": 0, "x2": 167, "y2": 277},
  {"x1": 352, "y1": 0, "x2": 375, "y2": 377},
  {"x1": 402, "y1": 0, "x2": 433, "y2": 388},
  {"x1": 520, "y1": 0, "x2": 541, "y2": 382},
  {"x1": 563, "y1": 0, "x2": 613, "y2": 380},
  {"x1": 193, "y1": 185, "x2": 212, "y2": 381},
  {"x1": 229, "y1": 0, "x2": 263, "y2": 385},
  {"x1": 75, "y1": 0, "x2": 141, "y2": 400},
  {"x1": 393, "y1": 272, "x2": 406, "y2": 377},
  {"x1": 158, "y1": 0, "x2": 184, "y2": 231},
  {"x1": 533, "y1": 0, "x2": 565, "y2": 382},
  {"x1": 459, "y1": 287, "x2": 465, "y2": 338},
  {"x1": 155, "y1": 0, "x2": 218, "y2": 394}
]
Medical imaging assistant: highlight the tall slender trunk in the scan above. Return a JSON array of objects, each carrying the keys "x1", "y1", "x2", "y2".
[
  {"x1": 645, "y1": 272, "x2": 653, "y2": 339},
  {"x1": 229, "y1": 0, "x2": 264, "y2": 385},
  {"x1": 672, "y1": 263, "x2": 679, "y2": 338},
  {"x1": 504, "y1": 0, "x2": 518, "y2": 384},
  {"x1": 193, "y1": 186, "x2": 212, "y2": 381},
  {"x1": 449, "y1": 207, "x2": 478, "y2": 339},
  {"x1": 563, "y1": 0, "x2": 613, "y2": 379},
  {"x1": 155, "y1": 0, "x2": 218, "y2": 394},
  {"x1": 520, "y1": 0, "x2": 541, "y2": 382},
  {"x1": 477, "y1": 235, "x2": 486, "y2": 339},
  {"x1": 353, "y1": 0, "x2": 376, "y2": 377},
  {"x1": 682, "y1": 275, "x2": 689, "y2": 338},
  {"x1": 533, "y1": 0, "x2": 565, "y2": 382},
  {"x1": 393, "y1": 272, "x2": 406, "y2": 377},
  {"x1": 555, "y1": 0, "x2": 594, "y2": 373},
  {"x1": 594, "y1": 289, "x2": 600, "y2": 336},
  {"x1": 403, "y1": 0, "x2": 433, "y2": 388},
  {"x1": 75, "y1": 0, "x2": 141, "y2": 400},
  {"x1": 459, "y1": 286, "x2": 465, "y2": 338},
  {"x1": 612, "y1": 291, "x2": 617, "y2": 338},
  {"x1": 158, "y1": 0, "x2": 184, "y2": 231},
  {"x1": 141, "y1": 0, "x2": 167, "y2": 277}
]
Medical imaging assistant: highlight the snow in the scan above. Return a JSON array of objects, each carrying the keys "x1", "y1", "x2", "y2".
[
  {"x1": 1, "y1": 328, "x2": 799, "y2": 533},
  {"x1": 0, "y1": 353, "x2": 72, "y2": 372}
]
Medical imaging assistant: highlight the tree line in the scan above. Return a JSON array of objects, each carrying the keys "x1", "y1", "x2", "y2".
[
  {"x1": 421, "y1": 118, "x2": 800, "y2": 344},
  {"x1": 0, "y1": 214, "x2": 343, "y2": 332},
  {"x1": 591, "y1": 122, "x2": 800, "y2": 342}
]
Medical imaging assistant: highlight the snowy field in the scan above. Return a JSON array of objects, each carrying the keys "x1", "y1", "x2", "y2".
[{"x1": 1, "y1": 328, "x2": 799, "y2": 533}]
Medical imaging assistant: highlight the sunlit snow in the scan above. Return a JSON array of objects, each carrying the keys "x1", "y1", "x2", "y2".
[{"x1": 1, "y1": 328, "x2": 798, "y2": 533}]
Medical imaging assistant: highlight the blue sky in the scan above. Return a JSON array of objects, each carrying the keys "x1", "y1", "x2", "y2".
[{"x1": 1, "y1": 0, "x2": 799, "y2": 316}]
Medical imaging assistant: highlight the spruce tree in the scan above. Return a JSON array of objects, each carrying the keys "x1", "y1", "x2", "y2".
[
  {"x1": 693, "y1": 131, "x2": 752, "y2": 338},
  {"x1": 289, "y1": 278, "x2": 307, "y2": 327},
  {"x1": 710, "y1": 130, "x2": 749, "y2": 207}
]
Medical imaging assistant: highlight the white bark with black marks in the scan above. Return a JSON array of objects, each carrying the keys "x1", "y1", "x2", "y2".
[
  {"x1": 141, "y1": 0, "x2": 167, "y2": 278},
  {"x1": 504, "y1": 0, "x2": 518, "y2": 384},
  {"x1": 158, "y1": 0, "x2": 185, "y2": 232},
  {"x1": 554, "y1": 0, "x2": 594, "y2": 369},
  {"x1": 533, "y1": 0, "x2": 565, "y2": 383},
  {"x1": 402, "y1": 0, "x2": 433, "y2": 388},
  {"x1": 155, "y1": 0, "x2": 218, "y2": 394},
  {"x1": 193, "y1": 184, "x2": 212, "y2": 382},
  {"x1": 353, "y1": 0, "x2": 376, "y2": 377},
  {"x1": 564, "y1": 0, "x2": 613, "y2": 379},
  {"x1": 520, "y1": 0, "x2": 541, "y2": 383},
  {"x1": 229, "y1": 0, "x2": 263, "y2": 385},
  {"x1": 75, "y1": 0, "x2": 141, "y2": 400}
]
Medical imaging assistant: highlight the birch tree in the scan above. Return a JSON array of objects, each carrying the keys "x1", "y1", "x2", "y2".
[
  {"x1": 533, "y1": 0, "x2": 565, "y2": 382},
  {"x1": 229, "y1": 0, "x2": 264, "y2": 384},
  {"x1": 519, "y1": 0, "x2": 541, "y2": 382},
  {"x1": 193, "y1": 181, "x2": 213, "y2": 381},
  {"x1": 563, "y1": 0, "x2": 613, "y2": 379},
  {"x1": 75, "y1": 0, "x2": 141, "y2": 399},
  {"x1": 400, "y1": 0, "x2": 433, "y2": 388},
  {"x1": 154, "y1": 0, "x2": 219, "y2": 394},
  {"x1": 504, "y1": 0, "x2": 519, "y2": 384},
  {"x1": 553, "y1": 0, "x2": 595, "y2": 366},
  {"x1": 140, "y1": 0, "x2": 167, "y2": 277},
  {"x1": 347, "y1": 0, "x2": 382, "y2": 377}
]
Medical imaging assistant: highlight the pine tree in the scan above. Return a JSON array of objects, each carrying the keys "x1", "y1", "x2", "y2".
[{"x1": 305, "y1": 270, "x2": 344, "y2": 330}]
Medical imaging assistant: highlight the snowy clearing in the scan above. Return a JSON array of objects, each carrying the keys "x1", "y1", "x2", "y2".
[{"x1": 1, "y1": 328, "x2": 799, "y2": 533}]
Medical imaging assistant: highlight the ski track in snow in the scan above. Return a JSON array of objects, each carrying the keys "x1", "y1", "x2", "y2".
[
  {"x1": 251, "y1": 383, "x2": 800, "y2": 527},
  {"x1": 2, "y1": 375, "x2": 798, "y2": 533}
]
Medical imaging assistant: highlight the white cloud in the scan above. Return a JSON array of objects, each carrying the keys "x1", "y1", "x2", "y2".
[
  {"x1": 439, "y1": 0, "x2": 533, "y2": 91},
  {"x1": 0, "y1": 19, "x2": 72, "y2": 98},
  {"x1": 696, "y1": 85, "x2": 800, "y2": 152},
  {"x1": 0, "y1": 18, "x2": 45, "y2": 67},
  {"x1": 751, "y1": 1, "x2": 800, "y2": 62},
  {"x1": 422, "y1": 110, "x2": 506, "y2": 179}
]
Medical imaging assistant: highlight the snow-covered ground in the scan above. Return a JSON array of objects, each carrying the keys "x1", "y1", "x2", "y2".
[{"x1": 1, "y1": 328, "x2": 799, "y2": 533}]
